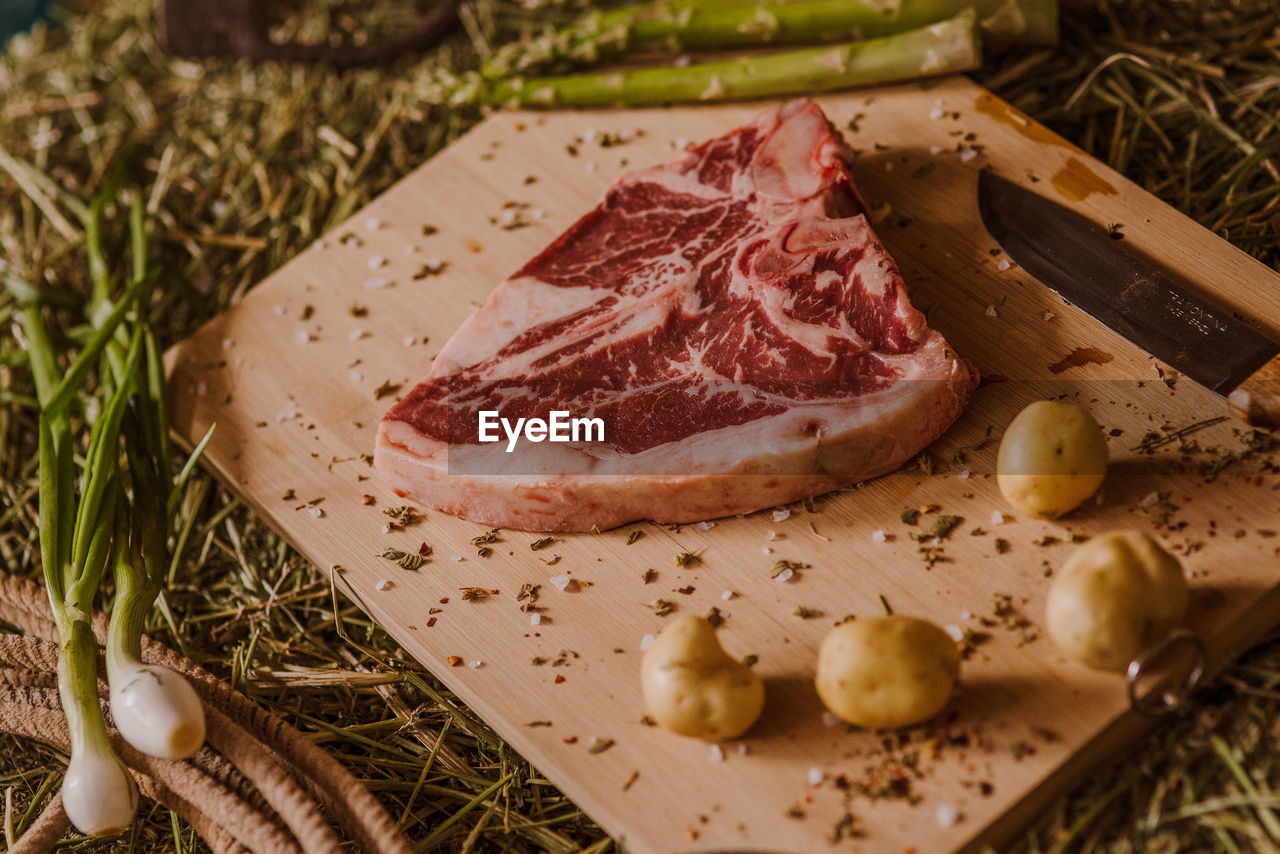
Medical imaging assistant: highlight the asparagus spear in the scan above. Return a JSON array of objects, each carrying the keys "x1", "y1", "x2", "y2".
[
  {"x1": 486, "y1": 0, "x2": 1053, "y2": 78},
  {"x1": 486, "y1": 10, "x2": 980, "y2": 109}
]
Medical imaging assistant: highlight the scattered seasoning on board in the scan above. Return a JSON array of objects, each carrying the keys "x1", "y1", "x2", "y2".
[
  {"x1": 460, "y1": 587, "x2": 498, "y2": 601},
  {"x1": 900, "y1": 507, "x2": 921, "y2": 525},
  {"x1": 373, "y1": 380, "x2": 401, "y2": 400},
  {"x1": 649, "y1": 599, "x2": 675, "y2": 617},
  {"x1": 741, "y1": 654, "x2": 759, "y2": 668},
  {"x1": 994, "y1": 538, "x2": 1011, "y2": 554},
  {"x1": 793, "y1": 605, "x2": 823, "y2": 619},
  {"x1": 516, "y1": 583, "x2": 541, "y2": 612},
  {"x1": 626, "y1": 530, "x2": 643, "y2": 545},
  {"x1": 642, "y1": 568, "x2": 657, "y2": 584},
  {"x1": 382, "y1": 505, "x2": 419, "y2": 531},
  {"x1": 770, "y1": 559, "x2": 809, "y2": 578},
  {"x1": 530, "y1": 536, "x2": 556, "y2": 550},
  {"x1": 829, "y1": 812, "x2": 865, "y2": 842},
  {"x1": 705, "y1": 607, "x2": 725, "y2": 628},
  {"x1": 587, "y1": 737, "x2": 615, "y2": 755},
  {"x1": 377, "y1": 549, "x2": 423, "y2": 571},
  {"x1": 674, "y1": 551, "x2": 701, "y2": 567}
]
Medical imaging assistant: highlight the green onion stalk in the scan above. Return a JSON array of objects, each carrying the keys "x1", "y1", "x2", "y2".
[
  {"x1": 484, "y1": 0, "x2": 1056, "y2": 79},
  {"x1": 485, "y1": 9, "x2": 981, "y2": 109},
  {"x1": 85, "y1": 192, "x2": 211, "y2": 762},
  {"x1": 21, "y1": 287, "x2": 147, "y2": 835},
  {"x1": 18, "y1": 180, "x2": 213, "y2": 835}
]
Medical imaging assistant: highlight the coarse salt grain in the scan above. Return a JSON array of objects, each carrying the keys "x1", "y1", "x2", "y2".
[
  {"x1": 930, "y1": 144, "x2": 944, "y2": 155},
  {"x1": 695, "y1": 521, "x2": 715, "y2": 532},
  {"x1": 549, "y1": 574, "x2": 574, "y2": 592},
  {"x1": 985, "y1": 304, "x2": 999, "y2": 318},
  {"x1": 424, "y1": 257, "x2": 445, "y2": 272},
  {"x1": 736, "y1": 743, "x2": 748, "y2": 756},
  {"x1": 500, "y1": 208, "x2": 518, "y2": 225},
  {"x1": 403, "y1": 336, "x2": 416, "y2": 347},
  {"x1": 221, "y1": 338, "x2": 233, "y2": 350},
  {"x1": 311, "y1": 239, "x2": 326, "y2": 251},
  {"x1": 936, "y1": 803, "x2": 959, "y2": 828},
  {"x1": 1043, "y1": 310, "x2": 1057, "y2": 321},
  {"x1": 1141, "y1": 491, "x2": 1161, "y2": 508},
  {"x1": 959, "y1": 469, "x2": 971, "y2": 479},
  {"x1": 585, "y1": 162, "x2": 597, "y2": 172},
  {"x1": 960, "y1": 148, "x2": 979, "y2": 162},
  {"x1": 761, "y1": 545, "x2": 773, "y2": 555},
  {"x1": 363, "y1": 277, "x2": 391, "y2": 289},
  {"x1": 342, "y1": 235, "x2": 360, "y2": 249},
  {"x1": 807, "y1": 767, "x2": 824, "y2": 786},
  {"x1": 721, "y1": 590, "x2": 735, "y2": 601},
  {"x1": 821, "y1": 711, "x2": 842, "y2": 728},
  {"x1": 943, "y1": 624, "x2": 964, "y2": 642},
  {"x1": 349, "y1": 371, "x2": 363, "y2": 384},
  {"x1": 773, "y1": 567, "x2": 794, "y2": 583},
  {"x1": 451, "y1": 555, "x2": 463, "y2": 562},
  {"x1": 872, "y1": 529, "x2": 887, "y2": 543},
  {"x1": 348, "y1": 328, "x2": 367, "y2": 341},
  {"x1": 928, "y1": 107, "x2": 945, "y2": 120},
  {"x1": 272, "y1": 304, "x2": 285, "y2": 315},
  {"x1": 295, "y1": 329, "x2": 310, "y2": 343},
  {"x1": 639, "y1": 633, "x2": 655, "y2": 651},
  {"x1": 403, "y1": 244, "x2": 417, "y2": 254},
  {"x1": 196, "y1": 382, "x2": 207, "y2": 397},
  {"x1": 367, "y1": 254, "x2": 386, "y2": 269},
  {"x1": 674, "y1": 137, "x2": 690, "y2": 150},
  {"x1": 365, "y1": 216, "x2": 381, "y2": 232},
  {"x1": 960, "y1": 610, "x2": 973, "y2": 621},
  {"x1": 772, "y1": 508, "x2": 791, "y2": 523},
  {"x1": 530, "y1": 613, "x2": 542, "y2": 626},
  {"x1": 469, "y1": 660, "x2": 483, "y2": 669},
  {"x1": 308, "y1": 507, "x2": 324, "y2": 518},
  {"x1": 996, "y1": 257, "x2": 1011, "y2": 271},
  {"x1": 709, "y1": 744, "x2": 724, "y2": 763},
  {"x1": 765, "y1": 530, "x2": 779, "y2": 541},
  {"x1": 990, "y1": 510, "x2": 1005, "y2": 526},
  {"x1": 375, "y1": 579, "x2": 392, "y2": 591}
]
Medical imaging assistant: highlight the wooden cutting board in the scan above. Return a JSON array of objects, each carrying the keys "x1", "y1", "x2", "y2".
[{"x1": 167, "y1": 75, "x2": 1280, "y2": 853}]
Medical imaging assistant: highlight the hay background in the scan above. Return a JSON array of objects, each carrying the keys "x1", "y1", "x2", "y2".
[{"x1": 1, "y1": 1, "x2": 1278, "y2": 850}]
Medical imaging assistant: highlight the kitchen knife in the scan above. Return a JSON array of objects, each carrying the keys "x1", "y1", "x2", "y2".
[{"x1": 977, "y1": 170, "x2": 1280, "y2": 429}]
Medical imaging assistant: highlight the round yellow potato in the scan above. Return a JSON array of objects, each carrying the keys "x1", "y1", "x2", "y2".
[
  {"x1": 814, "y1": 616, "x2": 959, "y2": 729},
  {"x1": 641, "y1": 615, "x2": 764, "y2": 740},
  {"x1": 1046, "y1": 529, "x2": 1187, "y2": 671},
  {"x1": 997, "y1": 400, "x2": 1108, "y2": 519}
]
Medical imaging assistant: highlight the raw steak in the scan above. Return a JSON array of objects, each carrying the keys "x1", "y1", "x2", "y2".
[{"x1": 376, "y1": 99, "x2": 977, "y2": 532}]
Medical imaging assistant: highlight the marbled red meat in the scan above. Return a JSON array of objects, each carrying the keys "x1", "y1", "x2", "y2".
[{"x1": 376, "y1": 99, "x2": 976, "y2": 531}]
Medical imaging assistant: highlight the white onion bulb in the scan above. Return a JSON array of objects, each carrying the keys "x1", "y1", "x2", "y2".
[
  {"x1": 62, "y1": 749, "x2": 138, "y2": 836},
  {"x1": 109, "y1": 664, "x2": 206, "y2": 759}
]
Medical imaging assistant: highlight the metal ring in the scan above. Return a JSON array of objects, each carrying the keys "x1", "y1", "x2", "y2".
[{"x1": 1126, "y1": 628, "x2": 1205, "y2": 716}]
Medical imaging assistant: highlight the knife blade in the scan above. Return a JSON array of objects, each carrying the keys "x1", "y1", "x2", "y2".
[{"x1": 977, "y1": 170, "x2": 1280, "y2": 428}]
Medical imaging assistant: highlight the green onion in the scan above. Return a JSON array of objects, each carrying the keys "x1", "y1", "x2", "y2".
[{"x1": 18, "y1": 181, "x2": 214, "y2": 834}]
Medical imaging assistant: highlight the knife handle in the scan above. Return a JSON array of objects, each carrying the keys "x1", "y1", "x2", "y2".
[{"x1": 1228, "y1": 354, "x2": 1280, "y2": 429}]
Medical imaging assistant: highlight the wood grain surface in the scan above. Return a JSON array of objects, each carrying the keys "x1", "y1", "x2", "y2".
[{"x1": 166, "y1": 76, "x2": 1280, "y2": 853}]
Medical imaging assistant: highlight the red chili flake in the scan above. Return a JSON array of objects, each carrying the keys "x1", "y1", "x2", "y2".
[
  {"x1": 439, "y1": 597, "x2": 449, "y2": 604},
  {"x1": 563, "y1": 736, "x2": 578, "y2": 744},
  {"x1": 361, "y1": 494, "x2": 376, "y2": 505},
  {"x1": 418, "y1": 543, "x2": 433, "y2": 557},
  {"x1": 554, "y1": 674, "x2": 566, "y2": 684},
  {"x1": 426, "y1": 617, "x2": 437, "y2": 627},
  {"x1": 446, "y1": 656, "x2": 462, "y2": 667}
]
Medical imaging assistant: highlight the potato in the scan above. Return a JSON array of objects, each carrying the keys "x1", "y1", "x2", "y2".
[
  {"x1": 640, "y1": 615, "x2": 764, "y2": 740},
  {"x1": 1046, "y1": 530, "x2": 1187, "y2": 671},
  {"x1": 997, "y1": 400, "x2": 1108, "y2": 519},
  {"x1": 814, "y1": 616, "x2": 959, "y2": 729}
]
